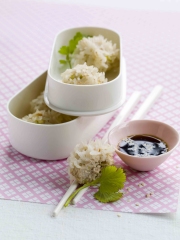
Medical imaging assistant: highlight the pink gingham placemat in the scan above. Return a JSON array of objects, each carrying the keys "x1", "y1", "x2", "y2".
[{"x1": 0, "y1": 0, "x2": 180, "y2": 213}]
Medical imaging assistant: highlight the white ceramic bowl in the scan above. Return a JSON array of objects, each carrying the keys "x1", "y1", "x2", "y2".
[
  {"x1": 108, "y1": 120, "x2": 180, "y2": 171},
  {"x1": 7, "y1": 72, "x2": 117, "y2": 160},
  {"x1": 46, "y1": 26, "x2": 126, "y2": 115}
]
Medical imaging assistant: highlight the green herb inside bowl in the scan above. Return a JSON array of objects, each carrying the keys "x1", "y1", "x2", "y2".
[{"x1": 58, "y1": 32, "x2": 85, "y2": 68}]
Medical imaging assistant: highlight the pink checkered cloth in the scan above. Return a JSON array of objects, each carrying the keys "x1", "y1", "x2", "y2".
[{"x1": 0, "y1": 0, "x2": 180, "y2": 213}]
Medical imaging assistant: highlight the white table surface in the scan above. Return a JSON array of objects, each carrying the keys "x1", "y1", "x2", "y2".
[{"x1": 1, "y1": 1, "x2": 180, "y2": 240}]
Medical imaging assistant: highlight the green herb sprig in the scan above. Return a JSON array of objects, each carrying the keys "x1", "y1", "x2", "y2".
[
  {"x1": 58, "y1": 32, "x2": 84, "y2": 68},
  {"x1": 64, "y1": 165, "x2": 126, "y2": 207}
]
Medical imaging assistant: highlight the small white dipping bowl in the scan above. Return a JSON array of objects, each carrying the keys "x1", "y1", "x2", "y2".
[
  {"x1": 46, "y1": 26, "x2": 126, "y2": 115},
  {"x1": 7, "y1": 72, "x2": 117, "y2": 160},
  {"x1": 108, "y1": 120, "x2": 180, "y2": 171}
]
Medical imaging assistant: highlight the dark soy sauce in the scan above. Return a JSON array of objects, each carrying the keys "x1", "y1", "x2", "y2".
[{"x1": 118, "y1": 135, "x2": 168, "y2": 157}]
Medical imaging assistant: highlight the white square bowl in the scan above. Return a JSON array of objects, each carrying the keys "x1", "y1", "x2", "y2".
[
  {"x1": 46, "y1": 26, "x2": 126, "y2": 115},
  {"x1": 7, "y1": 72, "x2": 117, "y2": 160}
]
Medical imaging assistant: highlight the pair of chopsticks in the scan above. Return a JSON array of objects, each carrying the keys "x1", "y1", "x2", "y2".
[{"x1": 52, "y1": 85, "x2": 163, "y2": 217}]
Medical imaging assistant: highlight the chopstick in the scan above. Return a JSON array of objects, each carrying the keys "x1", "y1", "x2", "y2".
[
  {"x1": 72, "y1": 91, "x2": 142, "y2": 205},
  {"x1": 52, "y1": 91, "x2": 141, "y2": 217},
  {"x1": 102, "y1": 91, "x2": 142, "y2": 142},
  {"x1": 132, "y1": 85, "x2": 163, "y2": 120},
  {"x1": 72, "y1": 85, "x2": 163, "y2": 205}
]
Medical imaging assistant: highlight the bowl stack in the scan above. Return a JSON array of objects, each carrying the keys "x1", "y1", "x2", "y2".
[{"x1": 7, "y1": 26, "x2": 127, "y2": 160}]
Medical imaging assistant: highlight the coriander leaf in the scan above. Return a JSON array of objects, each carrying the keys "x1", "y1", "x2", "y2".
[
  {"x1": 58, "y1": 32, "x2": 84, "y2": 68},
  {"x1": 58, "y1": 46, "x2": 69, "y2": 55},
  {"x1": 74, "y1": 37, "x2": 82, "y2": 45},
  {"x1": 73, "y1": 32, "x2": 83, "y2": 45},
  {"x1": 97, "y1": 166, "x2": 126, "y2": 193},
  {"x1": 69, "y1": 39, "x2": 76, "y2": 54},
  {"x1": 59, "y1": 60, "x2": 67, "y2": 64},
  {"x1": 64, "y1": 165, "x2": 126, "y2": 207},
  {"x1": 94, "y1": 191, "x2": 123, "y2": 203},
  {"x1": 74, "y1": 32, "x2": 83, "y2": 40}
]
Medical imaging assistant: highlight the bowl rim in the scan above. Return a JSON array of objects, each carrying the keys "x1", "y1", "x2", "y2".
[
  {"x1": 47, "y1": 26, "x2": 122, "y2": 87},
  {"x1": 108, "y1": 119, "x2": 180, "y2": 159}
]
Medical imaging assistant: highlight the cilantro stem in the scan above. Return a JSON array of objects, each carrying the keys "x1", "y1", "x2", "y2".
[
  {"x1": 66, "y1": 55, "x2": 72, "y2": 68},
  {"x1": 69, "y1": 60, "x2": 72, "y2": 69}
]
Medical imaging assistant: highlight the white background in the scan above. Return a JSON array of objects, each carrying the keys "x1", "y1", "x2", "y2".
[
  {"x1": 1, "y1": 1, "x2": 180, "y2": 240},
  {"x1": 35, "y1": 0, "x2": 180, "y2": 11}
]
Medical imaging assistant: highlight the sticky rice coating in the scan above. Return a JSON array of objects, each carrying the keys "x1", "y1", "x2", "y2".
[
  {"x1": 22, "y1": 92, "x2": 76, "y2": 124},
  {"x1": 30, "y1": 92, "x2": 49, "y2": 112},
  {"x1": 72, "y1": 35, "x2": 119, "y2": 72},
  {"x1": 67, "y1": 139, "x2": 115, "y2": 184},
  {"x1": 61, "y1": 63, "x2": 107, "y2": 85}
]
